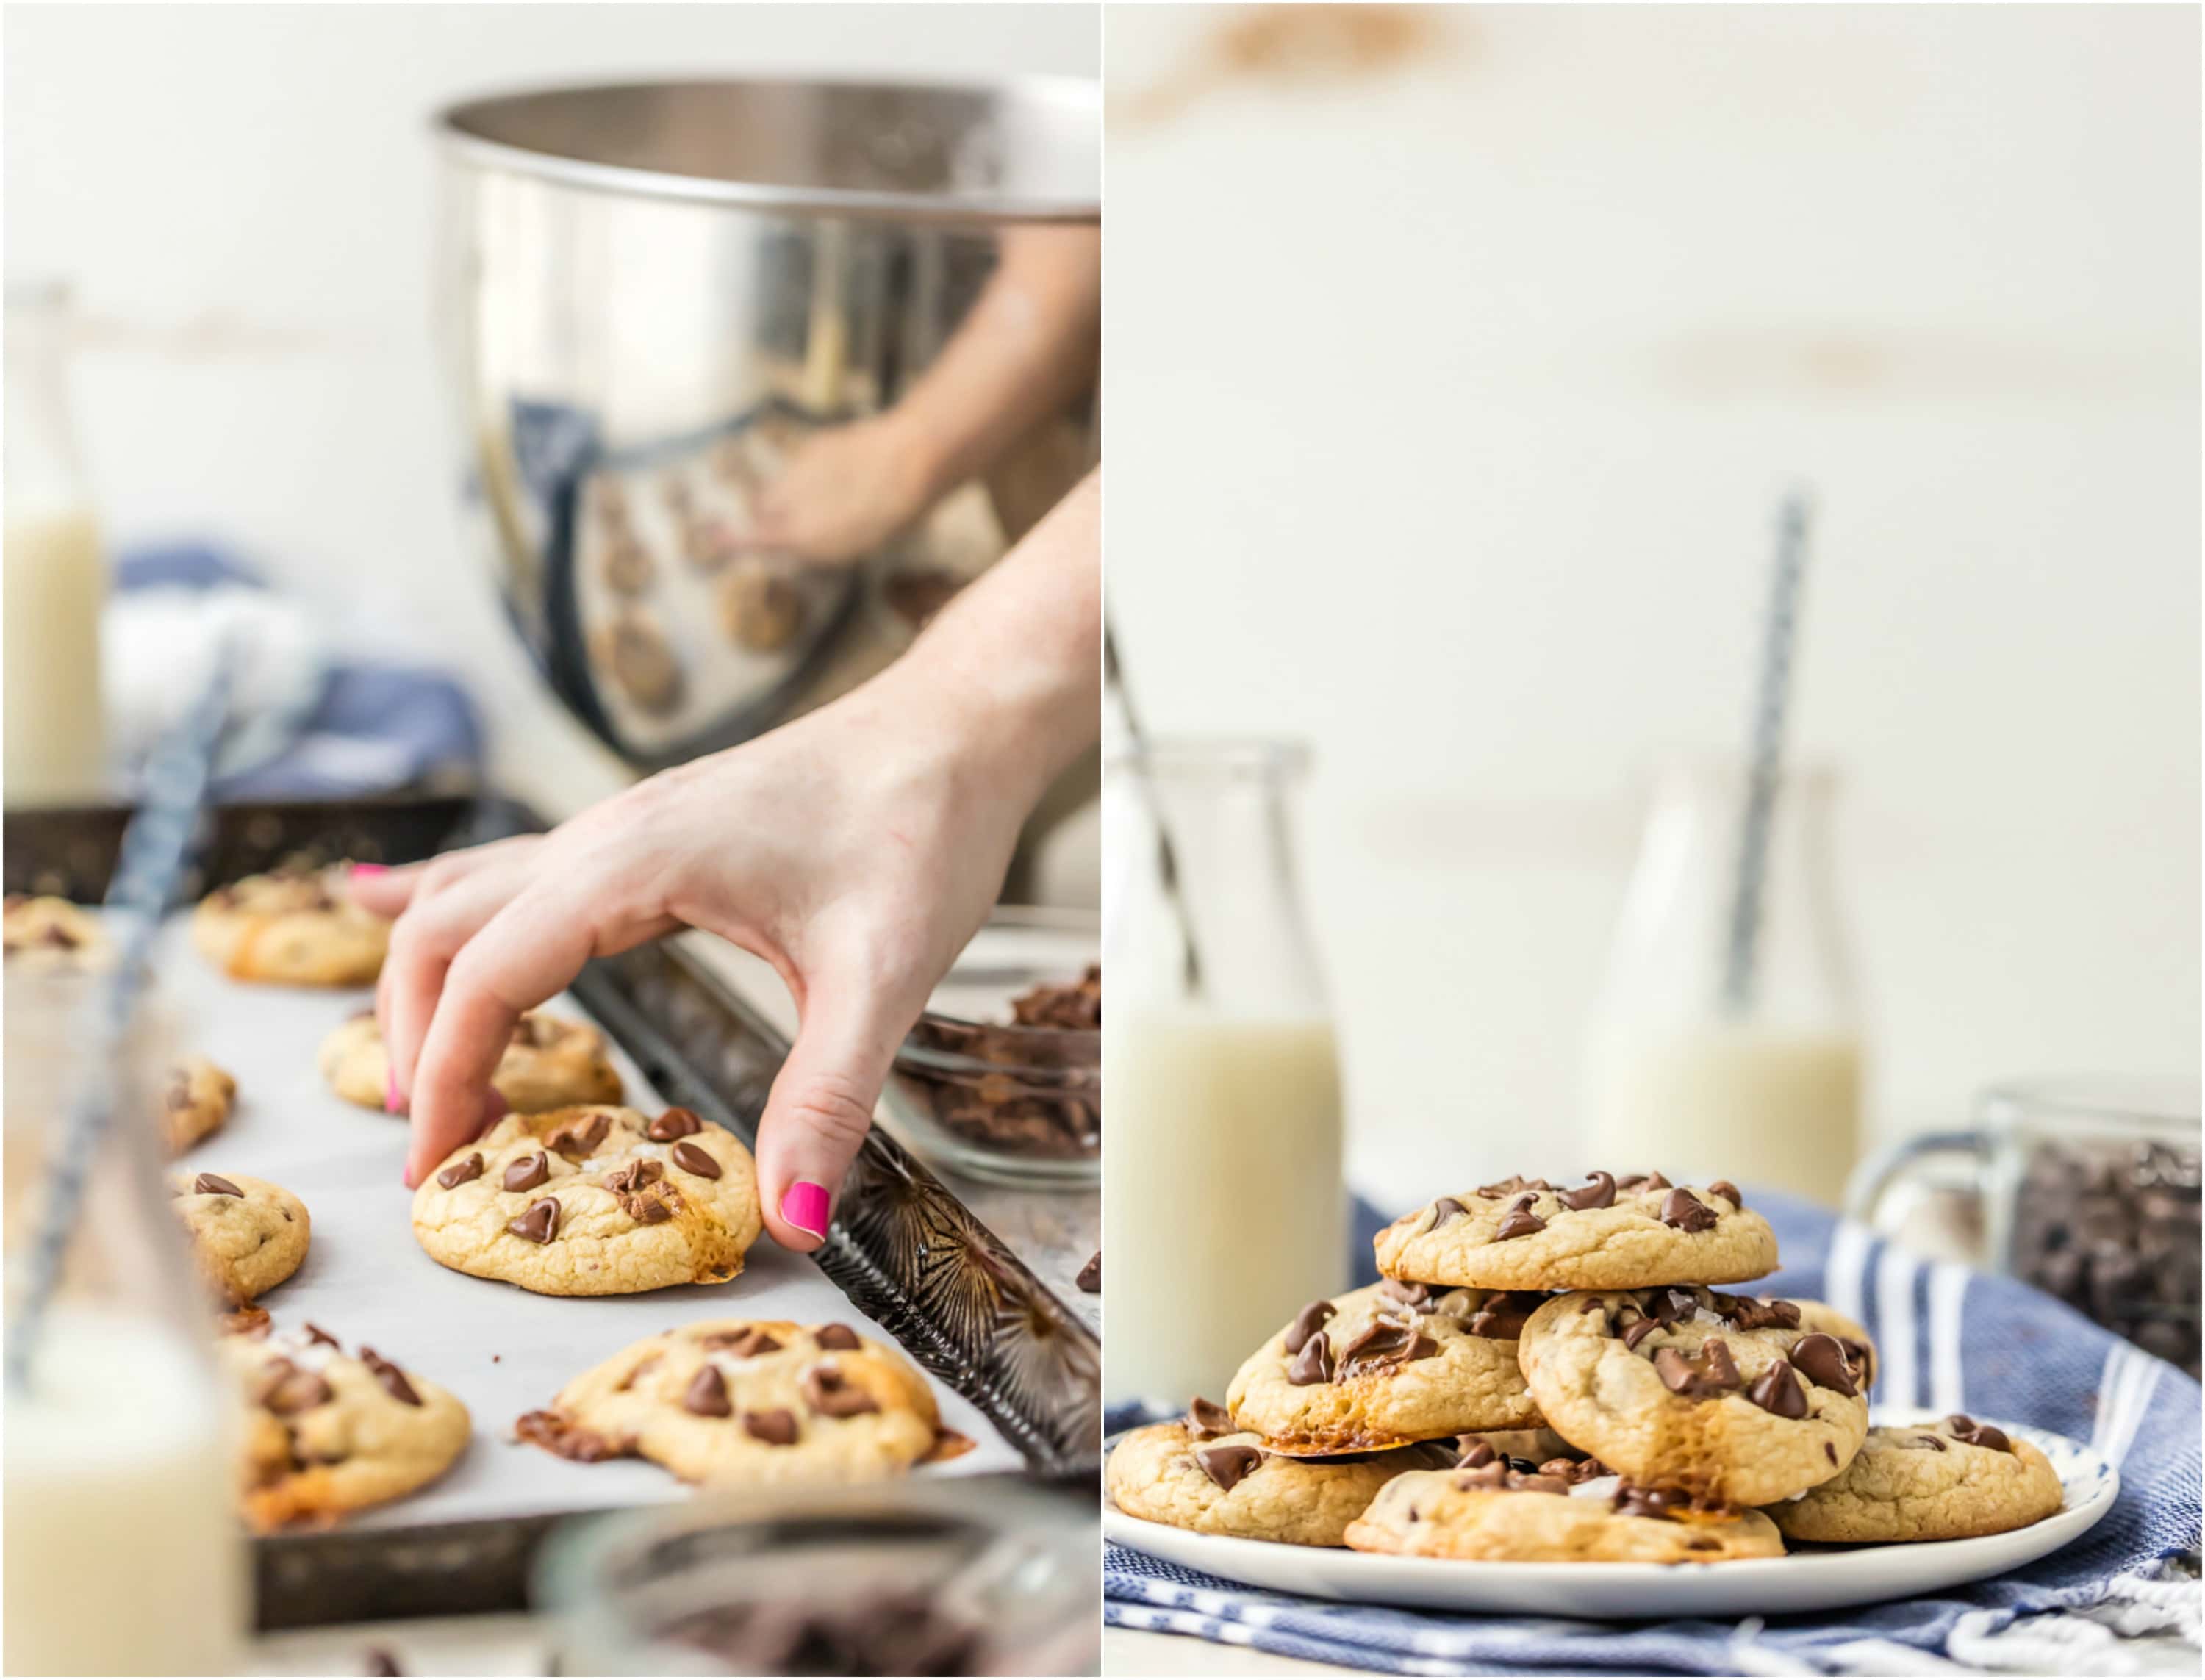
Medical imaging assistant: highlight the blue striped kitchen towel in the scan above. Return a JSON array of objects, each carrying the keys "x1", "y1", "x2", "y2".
[{"x1": 1105, "y1": 1190, "x2": 2201, "y2": 1675}]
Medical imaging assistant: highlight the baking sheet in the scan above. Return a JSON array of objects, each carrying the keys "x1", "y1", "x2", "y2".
[{"x1": 153, "y1": 916, "x2": 1023, "y2": 1532}]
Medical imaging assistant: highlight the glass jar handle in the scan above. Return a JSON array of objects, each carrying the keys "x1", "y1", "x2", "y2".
[{"x1": 1843, "y1": 1130, "x2": 1993, "y2": 1230}]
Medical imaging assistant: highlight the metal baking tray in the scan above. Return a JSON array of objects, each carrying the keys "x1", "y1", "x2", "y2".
[{"x1": 3, "y1": 795, "x2": 1100, "y2": 1627}]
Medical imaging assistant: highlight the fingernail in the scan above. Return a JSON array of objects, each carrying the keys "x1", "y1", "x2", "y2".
[
  {"x1": 384, "y1": 1066, "x2": 403, "y2": 1114},
  {"x1": 781, "y1": 1181, "x2": 830, "y2": 1238},
  {"x1": 351, "y1": 862, "x2": 388, "y2": 878}
]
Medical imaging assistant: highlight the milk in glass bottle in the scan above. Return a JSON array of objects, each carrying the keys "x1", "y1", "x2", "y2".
[{"x1": 1104, "y1": 739, "x2": 1346, "y2": 1404}]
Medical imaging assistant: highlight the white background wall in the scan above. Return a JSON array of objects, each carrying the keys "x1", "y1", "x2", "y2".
[
  {"x1": 5, "y1": 1, "x2": 1098, "y2": 812},
  {"x1": 1105, "y1": 4, "x2": 2201, "y2": 1207}
]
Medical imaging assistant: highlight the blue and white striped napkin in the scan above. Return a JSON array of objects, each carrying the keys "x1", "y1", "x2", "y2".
[{"x1": 1105, "y1": 1190, "x2": 2201, "y2": 1676}]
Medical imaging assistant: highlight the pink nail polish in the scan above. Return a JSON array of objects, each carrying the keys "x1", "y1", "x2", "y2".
[
  {"x1": 351, "y1": 862, "x2": 388, "y2": 878},
  {"x1": 384, "y1": 1066, "x2": 403, "y2": 1114},
  {"x1": 781, "y1": 1181, "x2": 831, "y2": 1238}
]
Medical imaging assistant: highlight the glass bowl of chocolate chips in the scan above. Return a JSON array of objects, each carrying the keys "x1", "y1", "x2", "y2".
[{"x1": 883, "y1": 908, "x2": 1100, "y2": 1188}]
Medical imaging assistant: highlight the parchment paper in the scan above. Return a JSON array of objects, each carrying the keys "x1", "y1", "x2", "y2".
[{"x1": 154, "y1": 918, "x2": 1021, "y2": 1532}]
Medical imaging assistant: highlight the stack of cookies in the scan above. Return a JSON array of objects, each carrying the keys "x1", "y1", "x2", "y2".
[{"x1": 1108, "y1": 1171, "x2": 2065, "y2": 1560}]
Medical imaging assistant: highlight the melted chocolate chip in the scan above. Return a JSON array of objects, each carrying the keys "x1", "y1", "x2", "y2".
[
  {"x1": 256, "y1": 1360, "x2": 333, "y2": 1415},
  {"x1": 742, "y1": 1408, "x2": 799, "y2": 1445},
  {"x1": 1287, "y1": 1334, "x2": 1333, "y2": 1385},
  {"x1": 1494, "y1": 1207, "x2": 1546, "y2": 1241},
  {"x1": 1653, "y1": 1340, "x2": 1743, "y2": 1397},
  {"x1": 684, "y1": 1365, "x2": 732, "y2": 1418},
  {"x1": 548, "y1": 1113, "x2": 611, "y2": 1159},
  {"x1": 1617, "y1": 1171, "x2": 1673, "y2": 1193},
  {"x1": 1789, "y1": 1332, "x2": 1859, "y2": 1397},
  {"x1": 1557, "y1": 1171, "x2": 1617, "y2": 1212},
  {"x1": 1380, "y1": 1279, "x2": 1433, "y2": 1307},
  {"x1": 1708, "y1": 1180, "x2": 1743, "y2": 1208},
  {"x1": 1477, "y1": 1176, "x2": 1555, "y2": 1199},
  {"x1": 1078, "y1": 1250, "x2": 1102, "y2": 1293},
  {"x1": 1335, "y1": 1318, "x2": 1438, "y2": 1378},
  {"x1": 646, "y1": 1107, "x2": 703, "y2": 1142},
  {"x1": 1611, "y1": 1484, "x2": 1689, "y2": 1521},
  {"x1": 502, "y1": 1152, "x2": 548, "y2": 1193},
  {"x1": 303, "y1": 1323, "x2": 340, "y2": 1348},
  {"x1": 814, "y1": 1324, "x2": 861, "y2": 1351},
  {"x1": 506, "y1": 1197, "x2": 560, "y2": 1243},
  {"x1": 1283, "y1": 1299, "x2": 1335, "y2": 1355},
  {"x1": 1824, "y1": 1442, "x2": 1839, "y2": 1464},
  {"x1": 670, "y1": 1140, "x2": 722, "y2": 1180},
  {"x1": 803, "y1": 1366, "x2": 881, "y2": 1418},
  {"x1": 1746, "y1": 1360, "x2": 1807, "y2": 1419},
  {"x1": 1427, "y1": 1196, "x2": 1469, "y2": 1228},
  {"x1": 193, "y1": 1174, "x2": 243, "y2": 1198},
  {"x1": 1622, "y1": 1318, "x2": 1661, "y2": 1352},
  {"x1": 1463, "y1": 1292, "x2": 1543, "y2": 1340},
  {"x1": 437, "y1": 1153, "x2": 484, "y2": 1190},
  {"x1": 360, "y1": 1348, "x2": 422, "y2": 1407},
  {"x1": 1908, "y1": 1434, "x2": 1948, "y2": 1451},
  {"x1": 1649, "y1": 1287, "x2": 1702, "y2": 1325},
  {"x1": 1187, "y1": 1397, "x2": 1235, "y2": 1439},
  {"x1": 1944, "y1": 1415, "x2": 2013, "y2": 1453},
  {"x1": 1716, "y1": 1295, "x2": 1801, "y2": 1332},
  {"x1": 603, "y1": 1159, "x2": 664, "y2": 1193},
  {"x1": 1660, "y1": 1187, "x2": 1719, "y2": 1232},
  {"x1": 1196, "y1": 1442, "x2": 1265, "y2": 1492}
]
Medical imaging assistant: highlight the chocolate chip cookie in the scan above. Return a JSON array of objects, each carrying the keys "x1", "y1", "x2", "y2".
[
  {"x1": 221, "y1": 1320, "x2": 470, "y2": 1530},
  {"x1": 1768, "y1": 1416, "x2": 2064, "y2": 1543},
  {"x1": 516, "y1": 1319, "x2": 942, "y2": 1485},
  {"x1": 411, "y1": 1105, "x2": 761, "y2": 1296},
  {"x1": 191, "y1": 866, "x2": 390, "y2": 986},
  {"x1": 719, "y1": 558, "x2": 806, "y2": 652},
  {"x1": 1225, "y1": 1280, "x2": 1546, "y2": 1454},
  {"x1": 159, "y1": 1054, "x2": 236, "y2": 1154},
  {"x1": 172, "y1": 1171, "x2": 309, "y2": 1304},
  {"x1": 1, "y1": 894, "x2": 107, "y2": 969},
  {"x1": 1107, "y1": 1404, "x2": 1450, "y2": 1547},
  {"x1": 320, "y1": 1010, "x2": 622, "y2": 1115},
  {"x1": 1517, "y1": 1286, "x2": 1871, "y2": 1505},
  {"x1": 1345, "y1": 1454, "x2": 1786, "y2": 1563},
  {"x1": 1374, "y1": 1173, "x2": 1778, "y2": 1292},
  {"x1": 595, "y1": 612, "x2": 686, "y2": 716}
]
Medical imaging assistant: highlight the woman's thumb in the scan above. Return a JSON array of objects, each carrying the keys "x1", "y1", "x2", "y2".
[{"x1": 752, "y1": 980, "x2": 911, "y2": 1252}]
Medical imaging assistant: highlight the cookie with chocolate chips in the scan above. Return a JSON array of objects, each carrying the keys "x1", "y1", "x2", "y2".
[
  {"x1": 1768, "y1": 1416, "x2": 2064, "y2": 1543},
  {"x1": 718, "y1": 557, "x2": 807, "y2": 652},
  {"x1": 159, "y1": 1053, "x2": 237, "y2": 1154},
  {"x1": 1106, "y1": 1412, "x2": 1450, "y2": 1547},
  {"x1": 411, "y1": 1105, "x2": 760, "y2": 1296},
  {"x1": 1, "y1": 894, "x2": 109, "y2": 971},
  {"x1": 1373, "y1": 1173, "x2": 1777, "y2": 1293},
  {"x1": 1225, "y1": 1280, "x2": 1547, "y2": 1454},
  {"x1": 190, "y1": 866, "x2": 391, "y2": 986},
  {"x1": 1344, "y1": 1459, "x2": 1785, "y2": 1563},
  {"x1": 172, "y1": 1170, "x2": 309, "y2": 1304},
  {"x1": 220, "y1": 1320, "x2": 470, "y2": 1530},
  {"x1": 1517, "y1": 1286, "x2": 1869, "y2": 1505},
  {"x1": 320, "y1": 1010, "x2": 623, "y2": 1116},
  {"x1": 515, "y1": 1319, "x2": 943, "y2": 1485}
]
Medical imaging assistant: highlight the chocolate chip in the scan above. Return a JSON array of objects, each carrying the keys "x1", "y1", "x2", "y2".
[
  {"x1": 1557, "y1": 1171, "x2": 1616, "y2": 1212},
  {"x1": 1336, "y1": 1319, "x2": 1437, "y2": 1378},
  {"x1": 803, "y1": 1366, "x2": 881, "y2": 1418},
  {"x1": 1612, "y1": 1484, "x2": 1688, "y2": 1521},
  {"x1": 670, "y1": 1141, "x2": 721, "y2": 1180},
  {"x1": 1746, "y1": 1360, "x2": 1807, "y2": 1418},
  {"x1": 506, "y1": 1197, "x2": 560, "y2": 1243},
  {"x1": 646, "y1": 1107, "x2": 703, "y2": 1142},
  {"x1": 503, "y1": 1152, "x2": 548, "y2": 1193},
  {"x1": 1463, "y1": 1291, "x2": 1542, "y2": 1340},
  {"x1": 1477, "y1": 1176, "x2": 1555, "y2": 1199},
  {"x1": 1494, "y1": 1207, "x2": 1546, "y2": 1241},
  {"x1": 1617, "y1": 1171, "x2": 1672, "y2": 1193},
  {"x1": 548, "y1": 1113, "x2": 611, "y2": 1158},
  {"x1": 629, "y1": 1195, "x2": 673, "y2": 1224},
  {"x1": 1195, "y1": 1442, "x2": 1265, "y2": 1492},
  {"x1": 1840, "y1": 1337, "x2": 1878, "y2": 1391},
  {"x1": 1660, "y1": 1188, "x2": 1718, "y2": 1232},
  {"x1": 256, "y1": 1360, "x2": 332, "y2": 1414},
  {"x1": 193, "y1": 1174, "x2": 243, "y2": 1198},
  {"x1": 1945, "y1": 1415, "x2": 2013, "y2": 1453},
  {"x1": 1427, "y1": 1196, "x2": 1469, "y2": 1228},
  {"x1": 1078, "y1": 1250, "x2": 1101, "y2": 1293},
  {"x1": 1622, "y1": 1318, "x2": 1660, "y2": 1352},
  {"x1": 1716, "y1": 1295, "x2": 1801, "y2": 1332},
  {"x1": 360, "y1": 1348, "x2": 421, "y2": 1407},
  {"x1": 1187, "y1": 1397, "x2": 1235, "y2": 1439},
  {"x1": 697, "y1": 1326, "x2": 783, "y2": 1357},
  {"x1": 1287, "y1": 1334, "x2": 1333, "y2": 1385},
  {"x1": 814, "y1": 1324, "x2": 861, "y2": 1351},
  {"x1": 1908, "y1": 1434, "x2": 1948, "y2": 1451},
  {"x1": 684, "y1": 1365, "x2": 732, "y2": 1418},
  {"x1": 1653, "y1": 1341, "x2": 1743, "y2": 1397},
  {"x1": 1824, "y1": 1442, "x2": 1838, "y2": 1464},
  {"x1": 1649, "y1": 1287, "x2": 1702, "y2": 1324},
  {"x1": 603, "y1": 1159, "x2": 664, "y2": 1193},
  {"x1": 437, "y1": 1153, "x2": 484, "y2": 1190},
  {"x1": 1708, "y1": 1180, "x2": 1743, "y2": 1208},
  {"x1": 1790, "y1": 1332, "x2": 1858, "y2": 1397},
  {"x1": 743, "y1": 1408, "x2": 798, "y2": 1445},
  {"x1": 1380, "y1": 1279, "x2": 1433, "y2": 1307},
  {"x1": 1458, "y1": 1440, "x2": 1497, "y2": 1468},
  {"x1": 304, "y1": 1323, "x2": 340, "y2": 1348},
  {"x1": 1284, "y1": 1299, "x2": 1335, "y2": 1355}
]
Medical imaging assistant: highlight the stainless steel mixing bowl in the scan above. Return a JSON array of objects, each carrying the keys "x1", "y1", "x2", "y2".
[{"x1": 434, "y1": 78, "x2": 1099, "y2": 769}]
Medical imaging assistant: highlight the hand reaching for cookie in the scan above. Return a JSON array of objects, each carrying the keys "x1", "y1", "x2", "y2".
[{"x1": 355, "y1": 470, "x2": 1099, "y2": 1250}]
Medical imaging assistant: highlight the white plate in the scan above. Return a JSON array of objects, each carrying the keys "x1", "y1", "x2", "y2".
[{"x1": 1103, "y1": 1410, "x2": 2119, "y2": 1619}]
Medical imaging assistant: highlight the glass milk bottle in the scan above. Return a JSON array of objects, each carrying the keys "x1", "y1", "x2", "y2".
[
  {"x1": 1103, "y1": 739, "x2": 1346, "y2": 1406},
  {"x1": 1582, "y1": 758, "x2": 1865, "y2": 1203},
  {"x1": 3, "y1": 968, "x2": 246, "y2": 1674},
  {"x1": 4, "y1": 282, "x2": 110, "y2": 806}
]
